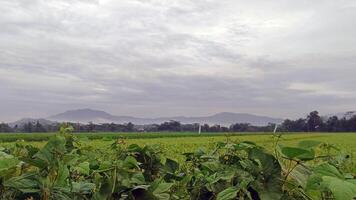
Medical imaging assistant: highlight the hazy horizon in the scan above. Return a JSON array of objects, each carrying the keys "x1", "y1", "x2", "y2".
[
  {"x1": 1, "y1": 0, "x2": 356, "y2": 121},
  {"x1": 1, "y1": 107, "x2": 353, "y2": 124},
  {"x1": 4, "y1": 107, "x2": 283, "y2": 123}
]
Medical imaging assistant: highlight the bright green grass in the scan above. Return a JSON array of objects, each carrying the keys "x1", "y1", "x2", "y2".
[
  {"x1": 124, "y1": 133, "x2": 356, "y2": 161},
  {"x1": 0, "y1": 132, "x2": 267, "y2": 142},
  {"x1": 1, "y1": 132, "x2": 355, "y2": 162}
]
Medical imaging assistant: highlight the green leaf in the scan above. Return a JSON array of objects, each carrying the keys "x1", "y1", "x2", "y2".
[
  {"x1": 124, "y1": 156, "x2": 139, "y2": 169},
  {"x1": 73, "y1": 161, "x2": 90, "y2": 176},
  {"x1": 128, "y1": 144, "x2": 142, "y2": 152},
  {"x1": 314, "y1": 163, "x2": 343, "y2": 179},
  {"x1": 154, "y1": 193, "x2": 170, "y2": 200},
  {"x1": 310, "y1": 164, "x2": 356, "y2": 200},
  {"x1": 153, "y1": 182, "x2": 173, "y2": 194},
  {"x1": 233, "y1": 141, "x2": 256, "y2": 150},
  {"x1": 216, "y1": 168, "x2": 236, "y2": 181},
  {"x1": 165, "y1": 158, "x2": 179, "y2": 173},
  {"x1": 289, "y1": 165, "x2": 312, "y2": 188},
  {"x1": 306, "y1": 174, "x2": 323, "y2": 190},
  {"x1": 25, "y1": 145, "x2": 40, "y2": 157},
  {"x1": 248, "y1": 148, "x2": 282, "y2": 198},
  {"x1": 249, "y1": 148, "x2": 281, "y2": 177},
  {"x1": 259, "y1": 191, "x2": 284, "y2": 200},
  {"x1": 72, "y1": 181, "x2": 96, "y2": 194},
  {"x1": 4, "y1": 173, "x2": 40, "y2": 193},
  {"x1": 298, "y1": 140, "x2": 321, "y2": 149},
  {"x1": 131, "y1": 173, "x2": 146, "y2": 185},
  {"x1": 33, "y1": 135, "x2": 66, "y2": 167},
  {"x1": 0, "y1": 157, "x2": 19, "y2": 177},
  {"x1": 216, "y1": 141, "x2": 227, "y2": 148},
  {"x1": 217, "y1": 186, "x2": 239, "y2": 200},
  {"x1": 279, "y1": 146, "x2": 315, "y2": 161},
  {"x1": 51, "y1": 187, "x2": 72, "y2": 200},
  {"x1": 322, "y1": 176, "x2": 356, "y2": 200},
  {"x1": 55, "y1": 162, "x2": 69, "y2": 187},
  {"x1": 201, "y1": 161, "x2": 220, "y2": 172}
]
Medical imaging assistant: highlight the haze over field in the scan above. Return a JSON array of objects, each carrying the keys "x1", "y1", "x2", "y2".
[{"x1": 1, "y1": 0, "x2": 356, "y2": 121}]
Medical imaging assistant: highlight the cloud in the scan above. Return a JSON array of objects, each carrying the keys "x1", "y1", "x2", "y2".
[
  {"x1": 1, "y1": 0, "x2": 356, "y2": 121},
  {"x1": 287, "y1": 82, "x2": 354, "y2": 98}
]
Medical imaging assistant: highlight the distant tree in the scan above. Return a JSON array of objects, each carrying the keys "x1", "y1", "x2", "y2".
[
  {"x1": 325, "y1": 116, "x2": 339, "y2": 132},
  {"x1": 13, "y1": 124, "x2": 19, "y2": 132},
  {"x1": 181, "y1": 123, "x2": 199, "y2": 132},
  {"x1": 280, "y1": 119, "x2": 293, "y2": 132},
  {"x1": 0, "y1": 123, "x2": 13, "y2": 132},
  {"x1": 307, "y1": 111, "x2": 323, "y2": 132},
  {"x1": 23, "y1": 122, "x2": 34, "y2": 133},
  {"x1": 107, "y1": 123, "x2": 116, "y2": 132},
  {"x1": 220, "y1": 126, "x2": 229, "y2": 132},
  {"x1": 125, "y1": 122, "x2": 134, "y2": 132},
  {"x1": 144, "y1": 124, "x2": 159, "y2": 132},
  {"x1": 201, "y1": 124, "x2": 210, "y2": 132},
  {"x1": 348, "y1": 116, "x2": 356, "y2": 132},
  {"x1": 158, "y1": 121, "x2": 181, "y2": 131},
  {"x1": 34, "y1": 121, "x2": 46, "y2": 132},
  {"x1": 88, "y1": 122, "x2": 95, "y2": 132},
  {"x1": 230, "y1": 123, "x2": 250, "y2": 132},
  {"x1": 209, "y1": 125, "x2": 221, "y2": 132},
  {"x1": 280, "y1": 118, "x2": 307, "y2": 132}
]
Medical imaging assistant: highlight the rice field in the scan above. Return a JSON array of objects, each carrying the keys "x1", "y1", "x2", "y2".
[{"x1": 1, "y1": 132, "x2": 355, "y2": 162}]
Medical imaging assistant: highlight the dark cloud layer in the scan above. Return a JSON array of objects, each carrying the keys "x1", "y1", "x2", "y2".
[{"x1": 1, "y1": 0, "x2": 356, "y2": 121}]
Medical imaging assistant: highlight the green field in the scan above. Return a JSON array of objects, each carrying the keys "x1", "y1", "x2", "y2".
[{"x1": 1, "y1": 132, "x2": 355, "y2": 162}]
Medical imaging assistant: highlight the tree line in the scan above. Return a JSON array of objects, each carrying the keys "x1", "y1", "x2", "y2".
[
  {"x1": 0, "y1": 111, "x2": 356, "y2": 133},
  {"x1": 279, "y1": 111, "x2": 356, "y2": 132}
]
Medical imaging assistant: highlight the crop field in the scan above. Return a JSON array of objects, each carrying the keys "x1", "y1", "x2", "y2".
[
  {"x1": 1, "y1": 132, "x2": 356, "y2": 162},
  {"x1": 1, "y1": 130, "x2": 356, "y2": 199}
]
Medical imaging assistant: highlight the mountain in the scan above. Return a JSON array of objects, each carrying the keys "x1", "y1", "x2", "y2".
[
  {"x1": 174, "y1": 112, "x2": 283, "y2": 126},
  {"x1": 9, "y1": 118, "x2": 57, "y2": 127},
  {"x1": 48, "y1": 109, "x2": 283, "y2": 126},
  {"x1": 49, "y1": 108, "x2": 116, "y2": 122}
]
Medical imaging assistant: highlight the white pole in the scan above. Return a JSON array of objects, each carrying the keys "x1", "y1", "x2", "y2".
[
  {"x1": 273, "y1": 124, "x2": 278, "y2": 133},
  {"x1": 198, "y1": 124, "x2": 201, "y2": 135}
]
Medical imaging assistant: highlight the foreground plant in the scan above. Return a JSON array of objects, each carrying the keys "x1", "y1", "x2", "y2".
[{"x1": 0, "y1": 126, "x2": 356, "y2": 200}]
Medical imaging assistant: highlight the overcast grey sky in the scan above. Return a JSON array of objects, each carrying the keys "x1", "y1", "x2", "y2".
[{"x1": 1, "y1": 0, "x2": 356, "y2": 121}]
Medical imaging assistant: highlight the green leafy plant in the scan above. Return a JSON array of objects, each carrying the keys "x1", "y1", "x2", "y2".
[{"x1": 1, "y1": 125, "x2": 356, "y2": 200}]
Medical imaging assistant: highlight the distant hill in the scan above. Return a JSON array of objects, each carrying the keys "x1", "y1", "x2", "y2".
[
  {"x1": 48, "y1": 108, "x2": 283, "y2": 126},
  {"x1": 49, "y1": 109, "x2": 116, "y2": 123},
  {"x1": 172, "y1": 112, "x2": 283, "y2": 126}
]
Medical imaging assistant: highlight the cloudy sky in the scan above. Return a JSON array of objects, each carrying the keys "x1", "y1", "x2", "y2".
[{"x1": 1, "y1": 0, "x2": 356, "y2": 121}]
